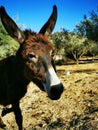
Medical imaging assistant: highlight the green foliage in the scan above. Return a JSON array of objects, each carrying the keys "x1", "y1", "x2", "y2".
[
  {"x1": 64, "y1": 34, "x2": 89, "y2": 64},
  {"x1": 86, "y1": 40, "x2": 98, "y2": 56},
  {"x1": 0, "y1": 22, "x2": 19, "y2": 58},
  {"x1": 50, "y1": 31, "x2": 69, "y2": 54},
  {"x1": 51, "y1": 30, "x2": 98, "y2": 64}
]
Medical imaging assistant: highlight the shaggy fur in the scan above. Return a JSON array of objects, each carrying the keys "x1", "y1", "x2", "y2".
[{"x1": 0, "y1": 5, "x2": 63, "y2": 130}]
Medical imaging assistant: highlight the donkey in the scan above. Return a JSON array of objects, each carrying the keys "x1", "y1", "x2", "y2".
[{"x1": 0, "y1": 5, "x2": 64, "y2": 130}]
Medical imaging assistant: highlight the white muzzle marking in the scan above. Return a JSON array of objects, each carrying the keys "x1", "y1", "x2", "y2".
[{"x1": 43, "y1": 66, "x2": 61, "y2": 93}]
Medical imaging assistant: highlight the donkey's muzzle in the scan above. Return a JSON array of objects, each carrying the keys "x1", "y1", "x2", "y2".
[{"x1": 49, "y1": 83, "x2": 64, "y2": 100}]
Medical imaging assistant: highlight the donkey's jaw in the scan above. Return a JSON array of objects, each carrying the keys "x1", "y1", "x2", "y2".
[{"x1": 43, "y1": 66, "x2": 64, "y2": 100}]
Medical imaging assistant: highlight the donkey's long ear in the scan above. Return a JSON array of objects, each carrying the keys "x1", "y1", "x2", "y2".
[
  {"x1": 39, "y1": 5, "x2": 57, "y2": 36},
  {"x1": 0, "y1": 6, "x2": 25, "y2": 43}
]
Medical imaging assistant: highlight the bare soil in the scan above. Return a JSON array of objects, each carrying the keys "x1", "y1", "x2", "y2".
[{"x1": 0, "y1": 63, "x2": 98, "y2": 130}]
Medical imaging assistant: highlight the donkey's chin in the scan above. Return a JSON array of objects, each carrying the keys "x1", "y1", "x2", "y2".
[{"x1": 48, "y1": 94, "x2": 62, "y2": 100}]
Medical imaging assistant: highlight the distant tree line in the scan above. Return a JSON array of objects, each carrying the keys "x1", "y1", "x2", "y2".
[{"x1": 50, "y1": 6, "x2": 98, "y2": 64}]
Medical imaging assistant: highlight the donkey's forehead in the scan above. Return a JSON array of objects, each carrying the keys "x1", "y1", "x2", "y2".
[
  {"x1": 25, "y1": 34, "x2": 52, "y2": 45},
  {"x1": 23, "y1": 33, "x2": 54, "y2": 51}
]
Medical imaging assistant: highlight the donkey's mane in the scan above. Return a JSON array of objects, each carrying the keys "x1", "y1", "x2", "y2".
[
  {"x1": 23, "y1": 29, "x2": 54, "y2": 50},
  {"x1": 23, "y1": 29, "x2": 36, "y2": 37}
]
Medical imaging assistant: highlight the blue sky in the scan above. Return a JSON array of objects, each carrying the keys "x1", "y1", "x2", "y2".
[{"x1": 0, "y1": 0, "x2": 98, "y2": 33}]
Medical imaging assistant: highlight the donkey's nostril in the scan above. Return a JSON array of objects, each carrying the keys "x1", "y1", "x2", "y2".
[
  {"x1": 50, "y1": 83, "x2": 64, "y2": 100},
  {"x1": 51, "y1": 83, "x2": 64, "y2": 93}
]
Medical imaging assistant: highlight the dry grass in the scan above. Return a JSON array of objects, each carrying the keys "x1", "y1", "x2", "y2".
[{"x1": 0, "y1": 63, "x2": 98, "y2": 130}]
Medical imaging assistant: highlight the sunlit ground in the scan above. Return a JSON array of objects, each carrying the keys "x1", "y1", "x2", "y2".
[{"x1": 1, "y1": 63, "x2": 98, "y2": 130}]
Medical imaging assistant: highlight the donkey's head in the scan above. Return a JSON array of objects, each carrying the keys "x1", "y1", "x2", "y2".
[{"x1": 0, "y1": 5, "x2": 64, "y2": 100}]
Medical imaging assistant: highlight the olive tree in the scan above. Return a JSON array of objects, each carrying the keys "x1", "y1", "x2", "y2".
[{"x1": 64, "y1": 34, "x2": 88, "y2": 64}]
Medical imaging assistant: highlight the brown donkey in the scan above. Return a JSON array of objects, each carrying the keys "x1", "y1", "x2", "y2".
[{"x1": 0, "y1": 5, "x2": 64, "y2": 130}]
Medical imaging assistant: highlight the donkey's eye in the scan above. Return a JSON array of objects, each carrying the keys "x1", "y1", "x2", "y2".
[
  {"x1": 28, "y1": 53, "x2": 36, "y2": 59},
  {"x1": 27, "y1": 53, "x2": 38, "y2": 62}
]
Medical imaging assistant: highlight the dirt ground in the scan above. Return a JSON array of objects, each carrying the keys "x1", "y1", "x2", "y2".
[{"x1": 0, "y1": 63, "x2": 98, "y2": 130}]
